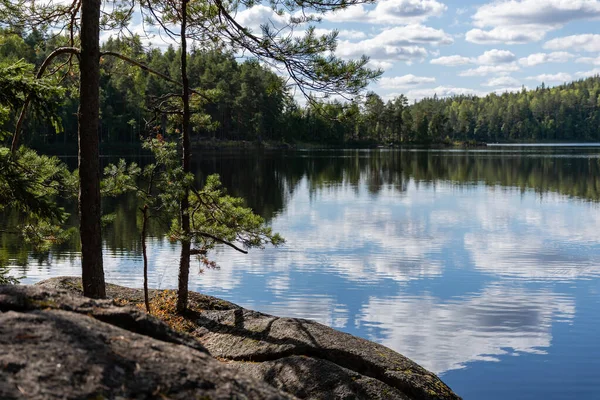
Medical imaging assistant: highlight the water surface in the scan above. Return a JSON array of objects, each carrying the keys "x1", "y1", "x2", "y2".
[{"x1": 4, "y1": 147, "x2": 600, "y2": 399}]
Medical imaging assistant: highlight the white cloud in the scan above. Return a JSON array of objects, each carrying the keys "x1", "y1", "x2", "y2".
[
  {"x1": 431, "y1": 50, "x2": 517, "y2": 68},
  {"x1": 358, "y1": 287, "x2": 575, "y2": 373},
  {"x1": 207, "y1": 179, "x2": 452, "y2": 288},
  {"x1": 290, "y1": 28, "x2": 368, "y2": 41},
  {"x1": 576, "y1": 56, "x2": 600, "y2": 65},
  {"x1": 519, "y1": 52, "x2": 574, "y2": 66},
  {"x1": 325, "y1": 0, "x2": 447, "y2": 25},
  {"x1": 323, "y1": 4, "x2": 367, "y2": 23},
  {"x1": 337, "y1": 30, "x2": 368, "y2": 40},
  {"x1": 472, "y1": 0, "x2": 600, "y2": 28},
  {"x1": 379, "y1": 74, "x2": 436, "y2": 89},
  {"x1": 459, "y1": 63, "x2": 520, "y2": 77},
  {"x1": 379, "y1": 92, "x2": 411, "y2": 102},
  {"x1": 430, "y1": 55, "x2": 472, "y2": 66},
  {"x1": 101, "y1": 23, "x2": 179, "y2": 50},
  {"x1": 290, "y1": 27, "x2": 331, "y2": 39},
  {"x1": 367, "y1": 60, "x2": 395, "y2": 70},
  {"x1": 265, "y1": 274, "x2": 291, "y2": 296},
  {"x1": 249, "y1": 295, "x2": 349, "y2": 328},
  {"x1": 544, "y1": 34, "x2": 600, "y2": 52},
  {"x1": 483, "y1": 76, "x2": 521, "y2": 87},
  {"x1": 369, "y1": 24, "x2": 453, "y2": 46},
  {"x1": 477, "y1": 49, "x2": 516, "y2": 65},
  {"x1": 336, "y1": 25, "x2": 452, "y2": 63},
  {"x1": 338, "y1": 42, "x2": 429, "y2": 63},
  {"x1": 236, "y1": 5, "x2": 290, "y2": 33},
  {"x1": 492, "y1": 86, "x2": 526, "y2": 94},
  {"x1": 575, "y1": 68, "x2": 600, "y2": 78},
  {"x1": 526, "y1": 72, "x2": 572, "y2": 82},
  {"x1": 370, "y1": 0, "x2": 448, "y2": 24},
  {"x1": 406, "y1": 86, "x2": 486, "y2": 101},
  {"x1": 464, "y1": 200, "x2": 600, "y2": 281},
  {"x1": 466, "y1": 0, "x2": 600, "y2": 44},
  {"x1": 466, "y1": 26, "x2": 548, "y2": 44}
]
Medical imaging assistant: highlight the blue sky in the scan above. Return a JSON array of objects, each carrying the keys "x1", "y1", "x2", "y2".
[{"x1": 231, "y1": 0, "x2": 600, "y2": 102}]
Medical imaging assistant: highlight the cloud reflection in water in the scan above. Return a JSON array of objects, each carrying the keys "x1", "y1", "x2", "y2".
[{"x1": 9, "y1": 151, "x2": 600, "y2": 388}]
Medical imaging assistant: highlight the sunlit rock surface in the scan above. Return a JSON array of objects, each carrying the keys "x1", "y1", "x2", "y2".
[
  {"x1": 1, "y1": 277, "x2": 461, "y2": 400},
  {"x1": 0, "y1": 284, "x2": 292, "y2": 400}
]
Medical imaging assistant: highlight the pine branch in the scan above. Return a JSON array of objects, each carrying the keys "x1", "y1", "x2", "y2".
[
  {"x1": 12, "y1": 47, "x2": 80, "y2": 153},
  {"x1": 190, "y1": 231, "x2": 249, "y2": 254}
]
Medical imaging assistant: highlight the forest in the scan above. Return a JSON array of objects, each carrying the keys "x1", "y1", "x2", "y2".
[
  {"x1": 0, "y1": 0, "x2": 377, "y2": 308},
  {"x1": 3, "y1": 28, "x2": 600, "y2": 149}
]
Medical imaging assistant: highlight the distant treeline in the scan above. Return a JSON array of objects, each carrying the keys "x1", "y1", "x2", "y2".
[
  {"x1": 2, "y1": 29, "x2": 600, "y2": 147},
  {"x1": 354, "y1": 78, "x2": 600, "y2": 144}
]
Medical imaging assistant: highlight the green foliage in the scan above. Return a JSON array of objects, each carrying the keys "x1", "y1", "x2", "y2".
[
  {"x1": 101, "y1": 158, "x2": 141, "y2": 197},
  {"x1": 0, "y1": 146, "x2": 74, "y2": 219},
  {"x1": 96, "y1": 38, "x2": 296, "y2": 145},
  {"x1": 0, "y1": 264, "x2": 19, "y2": 285},
  {"x1": 0, "y1": 31, "x2": 31, "y2": 62},
  {"x1": 102, "y1": 137, "x2": 186, "y2": 220},
  {"x1": 0, "y1": 146, "x2": 76, "y2": 250},
  {"x1": 0, "y1": 59, "x2": 65, "y2": 141},
  {"x1": 20, "y1": 220, "x2": 76, "y2": 252},
  {"x1": 0, "y1": 53, "x2": 75, "y2": 252},
  {"x1": 186, "y1": 174, "x2": 284, "y2": 257},
  {"x1": 102, "y1": 137, "x2": 283, "y2": 268}
]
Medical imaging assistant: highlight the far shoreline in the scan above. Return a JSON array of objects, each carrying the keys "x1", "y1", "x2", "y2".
[{"x1": 25, "y1": 139, "x2": 600, "y2": 156}]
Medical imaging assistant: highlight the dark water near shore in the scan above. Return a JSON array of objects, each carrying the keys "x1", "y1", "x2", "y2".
[{"x1": 4, "y1": 146, "x2": 600, "y2": 399}]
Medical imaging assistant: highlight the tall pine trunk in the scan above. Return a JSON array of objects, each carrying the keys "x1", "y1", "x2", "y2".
[
  {"x1": 177, "y1": 0, "x2": 191, "y2": 313},
  {"x1": 79, "y1": 0, "x2": 105, "y2": 298},
  {"x1": 142, "y1": 205, "x2": 150, "y2": 313}
]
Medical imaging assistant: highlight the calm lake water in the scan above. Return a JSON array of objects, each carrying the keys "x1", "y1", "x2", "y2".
[{"x1": 4, "y1": 146, "x2": 600, "y2": 399}]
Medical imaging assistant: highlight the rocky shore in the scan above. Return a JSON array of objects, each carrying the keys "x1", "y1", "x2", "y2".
[{"x1": 0, "y1": 277, "x2": 461, "y2": 399}]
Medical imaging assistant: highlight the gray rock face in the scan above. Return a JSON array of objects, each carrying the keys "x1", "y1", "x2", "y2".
[
  {"x1": 192, "y1": 309, "x2": 459, "y2": 400},
  {"x1": 34, "y1": 277, "x2": 461, "y2": 400},
  {"x1": 0, "y1": 285, "x2": 294, "y2": 400},
  {"x1": 228, "y1": 356, "x2": 411, "y2": 399}
]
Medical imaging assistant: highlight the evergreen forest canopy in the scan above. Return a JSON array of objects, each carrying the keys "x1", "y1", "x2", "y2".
[{"x1": 3, "y1": 28, "x2": 600, "y2": 148}]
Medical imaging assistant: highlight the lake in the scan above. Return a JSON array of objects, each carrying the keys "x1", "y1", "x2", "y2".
[{"x1": 4, "y1": 146, "x2": 600, "y2": 399}]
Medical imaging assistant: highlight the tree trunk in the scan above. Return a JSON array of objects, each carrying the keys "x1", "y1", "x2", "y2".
[
  {"x1": 79, "y1": 0, "x2": 105, "y2": 299},
  {"x1": 142, "y1": 205, "x2": 150, "y2": 313},
  {"x1": 177, "y1": 0, "x2": 191, "y2": 314}
]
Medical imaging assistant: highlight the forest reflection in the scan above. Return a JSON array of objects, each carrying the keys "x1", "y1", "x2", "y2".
[
  {"x1": 198, "y1": 148, "x2": 600, "y2": 219},
  {"x1": 3, "y1": 148, "x2": 600, "y2": 268}
]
